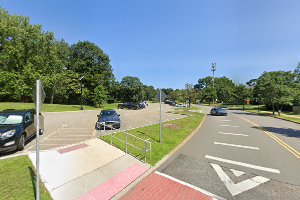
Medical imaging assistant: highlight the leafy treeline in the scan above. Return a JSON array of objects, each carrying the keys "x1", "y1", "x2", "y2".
[
  {"x1": 163, "y1": 64, "x2": 300, "y2": 113},
  {"x1": 0, "y1": 8, "x2": 156, "y2": 106}
]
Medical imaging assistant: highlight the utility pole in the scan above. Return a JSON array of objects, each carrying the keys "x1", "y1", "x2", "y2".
[{"x1": 211, "y1": 62, "x2": 216, "y2": 105}]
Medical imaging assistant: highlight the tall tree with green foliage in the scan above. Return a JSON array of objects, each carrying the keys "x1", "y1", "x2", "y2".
[
  {"x1": 68, "y1": 41, "x2": 114, "y2": 105},
  {"x1": 255, "y1": 71, "x2": 295, "y2": 115},
  {"x1": 120, "y1": 76, "x2": 144, "y2": 102}
]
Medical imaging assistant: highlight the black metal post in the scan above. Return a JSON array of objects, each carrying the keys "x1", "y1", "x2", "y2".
[{"x1": 80, "y1": 81, "x2": 83, "y2": 110}]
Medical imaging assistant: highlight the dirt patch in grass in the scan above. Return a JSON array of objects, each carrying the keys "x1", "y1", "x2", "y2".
[{"x1": 163, "y1": 123, "x2": 179, "y2": 130}]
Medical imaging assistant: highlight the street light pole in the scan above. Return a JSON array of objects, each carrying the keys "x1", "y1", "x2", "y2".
[
  {"x1": 211, "y1": 62, "x2": 216, "y2": 105},
  {"x1": 79, "y1": 76, "x2": 84, "y2": 110}
]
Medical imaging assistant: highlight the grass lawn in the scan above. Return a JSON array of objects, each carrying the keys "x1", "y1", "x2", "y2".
[
  {"x1": 0, "y1": 102, "x2": 118, "y2": 112},
  {"x1": 227, "y1": 104, "x2": 300, "y2": 124},
  {"x1": 0, "y1": 156, "x2": 52, "y2": 200},
  {"x1": 100, "y1": 111, "x2": 204, "y2": 166}
]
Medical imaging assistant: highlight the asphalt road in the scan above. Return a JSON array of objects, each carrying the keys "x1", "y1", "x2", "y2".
[
  {"x1": 157, "y1": 106, "x2": 300, "y2": 200},
  {"x1": 0, "y1": 103, "x2": 183, "y2": 157}
]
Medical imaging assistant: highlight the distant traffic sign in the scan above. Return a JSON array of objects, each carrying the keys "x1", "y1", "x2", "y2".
[{"x1": 156, "y1": 90, "x2": 167, "y2": 102}]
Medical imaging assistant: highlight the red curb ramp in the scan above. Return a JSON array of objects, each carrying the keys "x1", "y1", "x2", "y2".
[{"x1": 78, "y1": 164, "x2": 148, "y2": 200}]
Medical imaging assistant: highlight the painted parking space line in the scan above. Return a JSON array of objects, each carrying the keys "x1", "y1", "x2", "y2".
[
  {"x1": 205, "y1": 155, "x2": 280, "y2": 174},
  {"x1": 155, "y1": 171, "x2": 225, "y2": 200},
  {"x1": 218, "y1": 132, "x2": 248, "y2": 137},
  {"x1": 214, "y1": 142, "x2": 259, "y2": 150},
  {"x1": 220, "y1": 125, "x2": 239, "y2": 128},
  {"x1": 220, "y1": 120, "x2": 231, "y2": 122}
]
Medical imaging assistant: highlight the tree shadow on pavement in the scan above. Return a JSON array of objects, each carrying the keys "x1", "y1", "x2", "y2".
[{"x1": 252, "y1": 126, "x2": 300, "y2": 138}]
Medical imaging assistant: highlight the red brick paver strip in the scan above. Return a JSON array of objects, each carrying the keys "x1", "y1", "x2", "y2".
[
  {"x1": 121, "y1": 173, "x2": 213, "y2": 200},
  {"x1": 57, "y1": 143, "x2": 89, "y2": 154},
  {"x1": 78, "y1": 163, "x2": 148, "y2": 200}
]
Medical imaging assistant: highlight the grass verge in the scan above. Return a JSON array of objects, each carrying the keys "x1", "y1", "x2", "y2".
[
  {"x1": 0, "y1": 102, "x2": 118, "y2": 112},
  {"x1": 100, "y1": 111, "x2": 204, "y2": 166},
  {"x1": 0, "y1": 156, "x2": 52, "y2": 200},
  {"x1": 228, "y1": 105, "x2": 300, "y2": 124}
]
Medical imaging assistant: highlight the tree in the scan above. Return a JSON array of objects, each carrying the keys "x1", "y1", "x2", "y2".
[
  {"x1": 69, "y1": 41, "x2": 114, "y2": 104},
  {"x1": 184, "y1": 83, "x2": 198, "y2": 107},
  {"x1": 0, "y1": 8, "x2": 59, "y2": 102},
  {"x1": 93, "y1": 85, "x2": 108, "y2": 107},
  {"x1": 144, "y1": 85, "x2": 156, "y2": 101},
  {"x1": 120, "y1": 76, "x2": 144, "y2": 102},
  {"x1": 214, "y1": 77, "x2": 236, "y2": 104},
  {"x1": 255, "y1": 71, "x2": 295, "y2": 115}
]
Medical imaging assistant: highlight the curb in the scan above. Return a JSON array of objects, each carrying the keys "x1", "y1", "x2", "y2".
[{"x1": 112, "y1": 114, "x2": 207, "y2": 200}]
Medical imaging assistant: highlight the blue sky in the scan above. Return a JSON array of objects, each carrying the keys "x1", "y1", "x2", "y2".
[{"x1": 1, "y1": 0, "x2": 300, "y2": 89}]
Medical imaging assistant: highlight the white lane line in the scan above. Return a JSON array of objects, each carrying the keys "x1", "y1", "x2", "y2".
[
  {"x1": 155, "y1": 171, "x2": 225, "y2": 200},
  {"x1": 220, "y1": 120, "x2": 231, "y2": 121},
  {"x1": 220, "y1": 125, "x2": 239, "y2": 127},
  {"x1": 214, "y1": 142, "x2": 259, "y2": 150},
  {"x1": 205, "y1": 155, "x2": 280, "y2": 174},
  {"x1": 218, "y1": 132, "x2": 248, "y2": 137}
]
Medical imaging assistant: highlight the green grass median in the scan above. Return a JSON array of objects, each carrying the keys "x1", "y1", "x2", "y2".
[
  {"x1": 0, "y1": 156, "x2": 52, "y2": 200},
  {"x1": 0, "y1": 102, "x2": 118, "y2": 112},
  {"x1": 227, "y1": 104, "x2": 300, "y2": 124},
  {"x1": 100, "y1": 111, "x2": 204, "y2": 166}
]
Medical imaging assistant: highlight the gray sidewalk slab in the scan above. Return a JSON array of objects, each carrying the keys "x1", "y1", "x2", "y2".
[
  {"x1": 51, "y1": 154, "x2": 150, "y2": 200},
  {"x1": 28, "y1": 138, "x2": 125, "y2": 191}
]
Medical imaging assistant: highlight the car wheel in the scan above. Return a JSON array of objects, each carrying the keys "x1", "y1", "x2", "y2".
[{"x1": 17, "y1": 134, "x2": 25, "y2": 151}]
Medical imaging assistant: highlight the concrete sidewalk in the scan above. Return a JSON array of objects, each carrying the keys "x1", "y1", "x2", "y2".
[{"x1": 29, "y1": 138, "x2": 150, "y2": 200}]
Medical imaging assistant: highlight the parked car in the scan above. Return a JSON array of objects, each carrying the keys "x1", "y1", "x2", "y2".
[
  {"x1": 210, "y1": 108, "x2": 228, "y2": 116},
  {"x1": 0, "y1": 109, "x2": 43, "y2": 153},
  {"x1": 96, "y1": 109, "x2": 121, "y2": 130},
  {"x1": 139, "y1": 101, "x2": 148, "y2": 109},
  {"x1": 175, "y1": 103, "x2": 187, "y2": 108},
  {"x1": 118, "y1": 102, "x2": 141, "y2": 110}
]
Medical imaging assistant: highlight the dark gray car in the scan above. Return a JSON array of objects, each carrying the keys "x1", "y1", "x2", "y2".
[
  {"x1": 96, "y1": 109, "x2": 121, "y2": 130},
  {"x1": 210, "y1": 108, "x2": 228, "y2": 116}
]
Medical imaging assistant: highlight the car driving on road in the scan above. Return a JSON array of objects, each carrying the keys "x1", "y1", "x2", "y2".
[
  {"x1": 0, "y1": 109, "x2": 43, "y2": 153},
  {"x1": 96, "y1": 109, "x2": 121, "y2": 130},
  {"x1": 210, "y1": 107, "x2": 228, "y2": 116}
]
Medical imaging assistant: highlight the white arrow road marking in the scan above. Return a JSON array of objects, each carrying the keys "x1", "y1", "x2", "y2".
[
  {"x1": 205, "y1": 155, "x2": 280, "y2": 174},
  {"x1": 214, "y1": 142, "x2": 259, "y2": 150},
  {"x1": 211, "y1": 163, "x2": 270, "y2": 196},
  {"x1": 230, "y1": 169, "x2": 245, "y2": 177}
]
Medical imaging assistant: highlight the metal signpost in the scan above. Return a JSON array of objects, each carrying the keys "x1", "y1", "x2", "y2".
[
  {"x1": 35, "y1": 80, "x2": 45, "y2": 200},
  {"x1": 156, "y1": 89, "x2": 167, "y2": 144}
]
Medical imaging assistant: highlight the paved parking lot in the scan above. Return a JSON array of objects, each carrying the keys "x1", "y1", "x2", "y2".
[{"x1": 1, "y1": 103, "x2": 184, "y2": 157}]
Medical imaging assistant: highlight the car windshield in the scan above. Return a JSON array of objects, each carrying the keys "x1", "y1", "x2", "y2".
[
  {"x1": 100, "y1": 110, "x2": 116, "y2": 117},
  {"x1": 216, "y1": 108, "x2": 224, "y2": 111},
  {"x1": 0, "y1": 114, "x2": 23, "y2": 125}
]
